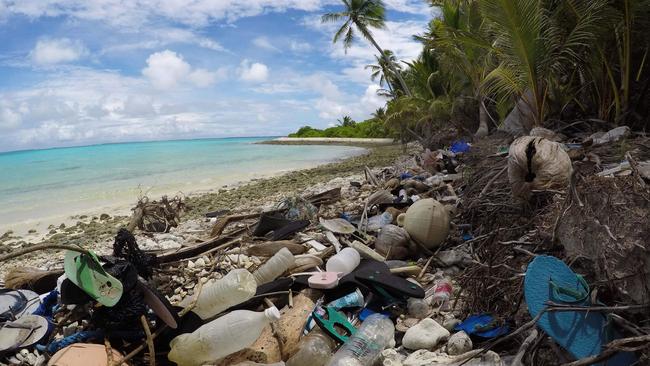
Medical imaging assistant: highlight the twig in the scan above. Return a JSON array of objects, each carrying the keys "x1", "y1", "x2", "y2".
[
  {"x1": 511, "y1": 329, "x2": 539, "y2": 366},
  {"x1": 0, "y1": 243, "x2": 92, "y2": 263},
  {"x1": 140, "y1": 316, "x2": 155, "y2": 366},
  {"x1": 263, "y1": 298, "x2": 286, "y2": 359},
  {"x1": 479, "y1": 165, "x2": 508, "y2": 198},
  {"x1": 179, "y1": 279, "x2": 205, "y2": 317},
  {"x1": 418, "y1": 256, "x2": 434, "y2": 280},
  {"x1": 562, "y1": 335, "x2": 650, "y2": 366}
]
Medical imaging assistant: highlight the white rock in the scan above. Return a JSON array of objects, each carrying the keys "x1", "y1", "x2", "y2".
[
  {"x1": 187, "y1": 260, "x2": 195, "y2": 269},
  {"x1": 446, "y1": 331, "x2": 472, "y2": 355},
  {"x1": 442, "y1": 317, "x2": 461, "y2": 332},
  {"x1": 195, "y1": 258, "x2": 206, "y2": 267},
  {"x1": 402, "y1": 318, "x2": 450, "y2": 350},
  {"x1": 381, "y1": 348, "x2": 405, "y2": 366},
  {"x1": 403, "y1": 349, "x2": 503, "y2": 366}
]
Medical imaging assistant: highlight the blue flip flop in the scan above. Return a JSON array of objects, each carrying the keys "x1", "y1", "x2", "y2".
[
  {"x1": 524, "y1": 255, "x2": 636, "y2": 365},
  {"x1": 455, "y1": 314, "x2": 509, "y2": 338}
]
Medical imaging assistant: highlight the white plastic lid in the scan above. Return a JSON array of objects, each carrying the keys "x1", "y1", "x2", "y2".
[{"x1": 264, "y1": 306, "x2": 281, "y2": 322}]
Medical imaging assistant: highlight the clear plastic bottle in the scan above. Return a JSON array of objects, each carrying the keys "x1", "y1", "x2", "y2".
[
  {"x1": 252, "y1": 247, "x2": 295, "y2": 285},
  {"x1": 365, "y1": 212, "x2": 393, "y2": 232},
  {"x1": 326, "y1": 247, "x2": 360, "y2": 276},
  {"x1": 168, "y1": 307, "x2": 281, "y2": 366},
  {"x1": 286, "y1": 328, "x2": 336, "y2": 366},
  {"x1": 327, "y1": 314, "x2": 395, "y2": 366},
  {"x1": 187, "y1": 268, "x2": 257, "y2": 320}
]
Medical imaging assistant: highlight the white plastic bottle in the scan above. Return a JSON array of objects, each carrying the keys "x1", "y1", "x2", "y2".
[
  {"x1": 252, "y1": 247, "x2": 295, "y2": 285},
  {"x1": 326, "y1": 247, "x2": 361, "y2": 276},
  {"x1": 327, "y1": 314, "x2": 395, "y2": 366},
  {"x1": 168, "y1": 307, "x2": 281, "y2": 366},
  {"x1": 183, "y1": 268, "x2": 257, "y2": 320}
]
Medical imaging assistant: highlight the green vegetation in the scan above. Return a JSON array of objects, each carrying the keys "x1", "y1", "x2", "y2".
[
  {"x1": 291, "y1": 0, "x2": 650, "y2": 145},
  {"x1": 289, "y1": 113, "x2": 389, "y2": 138}
]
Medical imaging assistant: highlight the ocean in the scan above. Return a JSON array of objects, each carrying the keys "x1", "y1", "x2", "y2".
[{"x1": 0, "y1": 137, "x2": 365, "y2": 234}]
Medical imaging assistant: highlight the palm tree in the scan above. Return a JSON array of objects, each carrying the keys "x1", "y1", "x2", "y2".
[
  {"x1": 427, "y1": 0, "x2": 494, "y2": 137},
  {"x1": 371, "y1": 107, "x2": 386, "y2": 120},
  {"x1": 337, "y1": 115, "x2": 356, "y2": 127},
  {"x1": 480, "y1": 0, "x2": 606, "y2": 127},
  {"x1": 322, "y1": 0, "x2": 412, "y2": 96},
  {"x1": 365, "y1": 50, "x2": 400, "y2": 95}
]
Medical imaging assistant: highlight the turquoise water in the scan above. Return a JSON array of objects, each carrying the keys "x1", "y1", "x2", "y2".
[{"x1": 0, "y1": 137, "x2": 365, "y2": 233}]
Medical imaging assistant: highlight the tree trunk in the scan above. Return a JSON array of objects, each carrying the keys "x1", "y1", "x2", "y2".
[
  {"x1": 363, "y1": 29, "x2": 412, "y2": 97},
  {"x1": 475, "y1": 95, "x2": 489, "y2": 138}
]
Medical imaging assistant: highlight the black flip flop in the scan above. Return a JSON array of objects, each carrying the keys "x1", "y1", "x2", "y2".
[
  {"x1": 253, "y1": 212, "x2": 293, "y2": 237},
  {"x1": 271, "y1": 220, "x2": 310, "y2": 241}
]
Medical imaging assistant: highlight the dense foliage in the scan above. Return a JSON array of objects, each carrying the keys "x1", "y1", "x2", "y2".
[
  {"x1": 290, "y1": 0, "x2": 650, "y2": 143},
  {"x1": 289, "y1": 115, "x2": 389, "y2": 138}
]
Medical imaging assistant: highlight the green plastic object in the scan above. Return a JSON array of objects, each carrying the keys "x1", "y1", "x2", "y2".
[
  {"x1": 64, "y1": 250, "x2": 123, "y2": 307},
  {"x1": 313, "y1": 306, "x2": 357, "y2": 343}
]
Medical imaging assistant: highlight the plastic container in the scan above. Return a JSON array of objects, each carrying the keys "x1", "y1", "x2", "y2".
[
  {"x1": 327, "y1": 314, "x2": 395, "y2": 366},
  {"x1": 187, "y1": 268, "x2": 257, "y2": 320},
  {"x1": 407, "y1": 297, "x2": 430, "y2": 319},
  {"x1": 168, "y1": 307, "x2": 281, "y2": 366},
  {"x1": 286, "y1": 328, "x2": 336, "y2": 366},
  {"x1": 365, "y1": 212, "x2": 393, "y2": 232},
  {"x1": 325, "y1": 247, "x2": 361, "y2": 276},
  {"x1": 252, "y1": 247, "x2": 295, "y2": 285},
  {"x1": 432, "y1": 278, "x2": 453, "y2": 309},
  {"x1": 327, "y1": 289, "x2": 365, "y2": 310}
]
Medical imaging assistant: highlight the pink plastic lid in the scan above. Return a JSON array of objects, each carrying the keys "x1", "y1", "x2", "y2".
[{"x1": 308, "y1": 272, "x2": 340, "y2": 289}]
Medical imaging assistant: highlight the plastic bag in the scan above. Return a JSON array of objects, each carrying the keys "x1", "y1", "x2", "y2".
[{"x1": 507, "y1": 136, "x2": 572, "y2": 199}]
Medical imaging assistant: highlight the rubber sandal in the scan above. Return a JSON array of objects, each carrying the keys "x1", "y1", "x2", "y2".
[
  {"x1": 64, "y1": 251, "x2": 123, "y2": 307},
  {"x1": 271, "y1": 220, "x2": 310, "y2": 241},
  {"x1": 0, "y1": 289, "x2": 41, "y2": 321},
  {"x1": 253, "y1": 212, "x2": 292, "y2": 237},
  {"x1": 0, "y1": 315, "x2": 50, "y2": 352},
  {"x1": 524, "y1": 255, "x2": 636, "y2": 365}
]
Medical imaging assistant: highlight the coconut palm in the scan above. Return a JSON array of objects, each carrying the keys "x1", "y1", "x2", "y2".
[
  {"x1": 479, "y1": 0, "x2": 607, "y2": 127},
  {"x1": 322, "y1": 0, "x2": 412, "y2": 96},
  {"x1": 426, "y1": 0, "x2": 494, "y2": 137},
  {"x1": 337, "y1": 115, "x2": 356, "y2": 127},
  {"x1": 365, "y1": 50, "x2": 400, "y2": 95}
]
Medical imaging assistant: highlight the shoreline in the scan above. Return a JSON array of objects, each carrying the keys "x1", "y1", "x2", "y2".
[
  {"x1": 0, "y1": 144, "x2": 402, "y2": 272},
  {"x1": 258, "y1": 137, "x2": 395, "y2": 146}
]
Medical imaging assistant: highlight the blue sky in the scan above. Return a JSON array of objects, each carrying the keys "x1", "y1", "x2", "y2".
[{"x1": 0, "y1": 0, "x2": 432, "y2": 152}]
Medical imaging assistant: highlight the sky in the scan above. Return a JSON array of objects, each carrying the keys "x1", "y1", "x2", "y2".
[{"x1": 0, "y1": 0, "x2": 433, "y2": 152}]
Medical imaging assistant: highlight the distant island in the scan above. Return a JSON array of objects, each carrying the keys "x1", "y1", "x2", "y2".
[{"x1": 288, "y1": 114, "x2": 390, "y2": 139}]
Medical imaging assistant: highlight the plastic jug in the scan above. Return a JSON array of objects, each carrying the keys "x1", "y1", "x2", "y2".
[
  {"x1": 327, "y1": 314, "x2": 395, "y2": 366},
  {"x1": 286, "y1": 328, "x2": 336, "y2": 366},
  {"x1": 252, "y1": 247, "x2": 295, "y2": 285},
  {"x1": 185, "y1": 268, "x2": 257, "y2": 320},
  {"x1": 168, "y1": 307, "x2": 281, "y2": 366},
  {"x1": 325, "y1": 247, "x2": 360, "y2": 276}
]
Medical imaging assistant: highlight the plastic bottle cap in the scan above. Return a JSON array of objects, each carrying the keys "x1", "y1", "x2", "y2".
[{"x1": 264, "y1": 306, "x2": 282, "y2": 322}]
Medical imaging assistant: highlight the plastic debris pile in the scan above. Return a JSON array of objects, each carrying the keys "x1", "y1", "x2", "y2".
[{"x1": 1, "y1": 128, "x2": 649, "y2": 366}]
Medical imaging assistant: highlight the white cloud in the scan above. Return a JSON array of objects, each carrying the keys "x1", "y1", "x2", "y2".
[
  {"x1": 30, "y1": 38, "x2": 87, "y2": 65},
  {"x1": 142, "y1": 50, "x2": 191, "y2": 89},
  {"x1": 252, "y1": 36, "x2": 279, "y2": 52},
  {"x1": 1, "y1": 0, "x2": 428, "y2": 29},
  {"x1": 142, "y1": 50, "x2": 225, "y2": 89},
  {"x1": 238, "y1": 60, "x2": 269, "y2": 83},
  {"x1": 290, "y1": 40, "x2": 312, "y2": 53},
  {"x1": 0, "y1": 103, "x2": 22, "y2": 130}
]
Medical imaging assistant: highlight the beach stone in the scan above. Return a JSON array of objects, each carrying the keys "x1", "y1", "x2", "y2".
[
  {"x1": 442, "y1": 317, "x2": 461, "y2": 332},
  {"x1": 404, "y1": 349, "x2": 502, "y2": 366},
  {"x1": 446, "y1": 331, "x2": 472, "y2": 355},
  {"x1": 402, "y1": 318, "x2": 450, "y2": 350},
  {"x1": 381, "y1": 348, "x2": 405, "y2": 366}
]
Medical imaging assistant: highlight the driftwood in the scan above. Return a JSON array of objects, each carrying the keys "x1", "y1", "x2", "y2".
[
  {"x1": 209, "y1": 213, "x2": 263, "y2": 238},
  {"x1": 127, "y1": 195, "x2": 185, "y2": 233},
  {"x1": 158, "y1": 227, "x2": 247, "y2": 263}
]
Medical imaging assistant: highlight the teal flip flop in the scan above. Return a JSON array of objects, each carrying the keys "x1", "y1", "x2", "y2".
[{"x1": 524, "y1": 255, "x2": 636, "y2": 365}]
